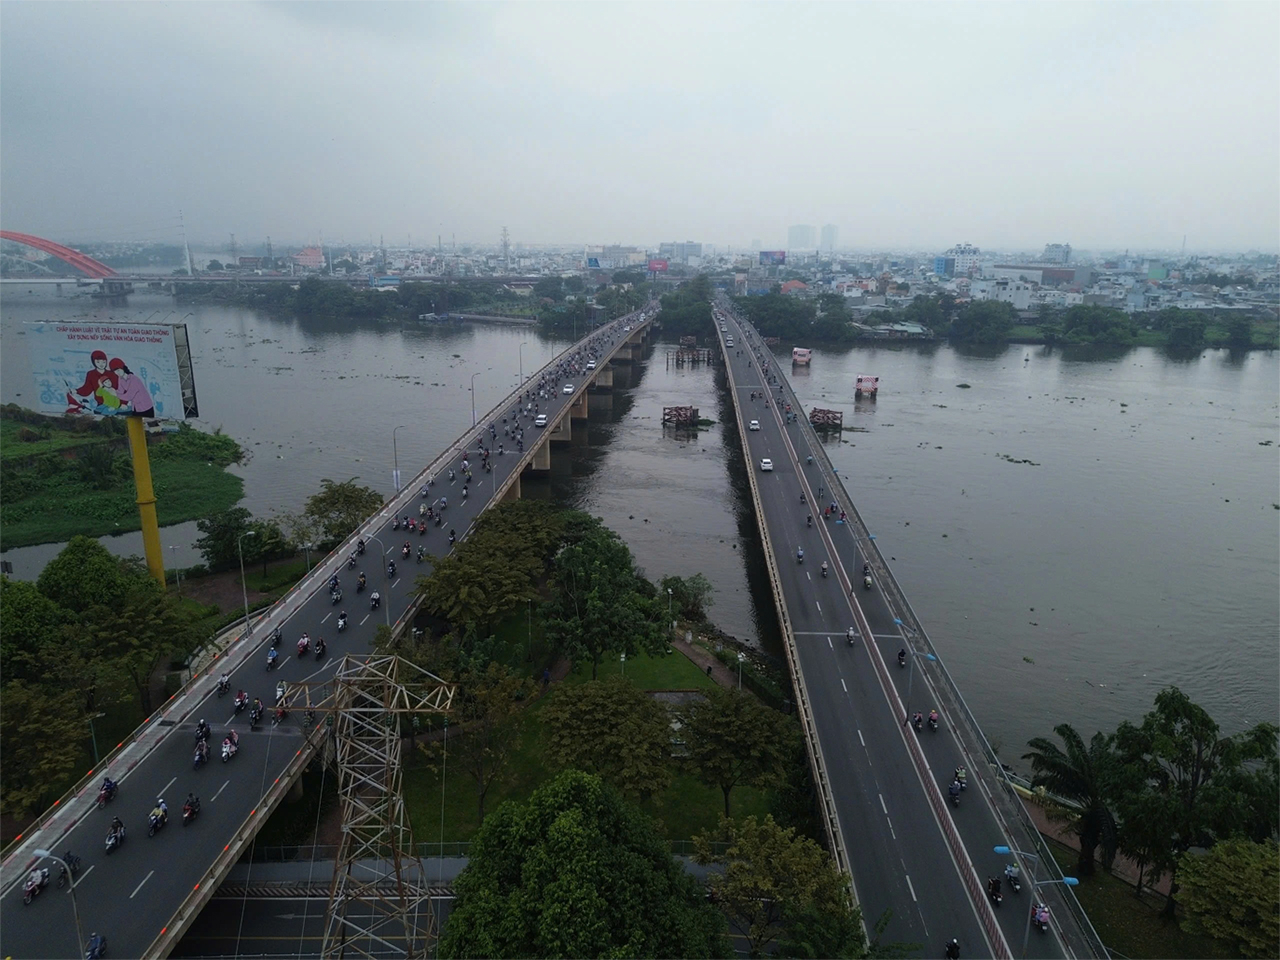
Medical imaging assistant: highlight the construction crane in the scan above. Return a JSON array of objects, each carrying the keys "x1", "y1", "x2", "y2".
[{"x1": 279, "y1": 655, "x2": 455, "y2": 959}]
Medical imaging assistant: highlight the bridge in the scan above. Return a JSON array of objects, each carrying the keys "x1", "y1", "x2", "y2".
[
  {"x1": 0, "y1": 308, "x2": 660, "y2": 959},
  {"x1": 715, "y1": 299, "x2": 1104, "y2": 959}
]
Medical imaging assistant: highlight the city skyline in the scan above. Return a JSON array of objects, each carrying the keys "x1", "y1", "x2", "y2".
[{"x1": 2, "y1": 2, "x2": 1277, "y2": 252}]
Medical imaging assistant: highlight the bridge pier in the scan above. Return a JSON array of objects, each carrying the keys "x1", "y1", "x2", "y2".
[
  {"x1": 590, "y1": 365, "x2": 614, "y2": 391},
  {"x1": 501, "y1": 472, "x2": 522, "y2": 502},
  {"x1": 548, "y1": 412, "x2": 571, "y2": 443},
  {"x1": 569, "y1": 392, "x2": 589, "y2": 421},
  {"x1": 530, "y1": 437, "x2": 552, "y2": 471}
]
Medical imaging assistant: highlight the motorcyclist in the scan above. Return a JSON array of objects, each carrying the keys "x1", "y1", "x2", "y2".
[
  {"x1": 944, "y1": 938, "x2": 960, "y2": 959},
  {"x1": 26, "y1": 867, "x2": 48, "y2": 893},
  {"x1": 897, "y1": 649, "x2": 907, "y2": 667},
  {"x1": 316, "y1": 636, "x2": 327, "y2": 657},
  {"x1": 440, "y1": 496, "x2": 447, "y2": 510},
  {"x1": 251, "y1": 698, "x2": 263, "y2": 723},
  {"x1": 100, "y1": 776, "x2": 117, "y2": 800},
  {"x1": 223, "y1": 731, "x2": 239, "y2": 757},
  {"x1": 270, "y1": 626, "x2": 282, "y2": 647},
  {"x1": 267, "y1": 647, "x2": 279, "y2": 668},
  {"x1": 402, "y1": 541, "x2": 411, "y2": 558},
  {"x1": 357, "y1": 572, "x2": 367, "y2": 591},
  {"x1": 846, "y1": 627, "x2": 856, "y2": 644},
  {"x1": 796, "y1": 547, "x2": 804, "y2": 563},
  {"x1": 195, "y1": 718, "x2": 211, "y2": 742},
  {"x1": 357, "y1": 538, "x2": 366, "y2": 555},
  {"x1": 387, "y1": 561, "x2": 396, "y2": 577},
  {"x1": 338, "y1": 611, "x2": 347, "y2": 628},
  {"x1": 217, "y1": 673, "x2": 231, "y2": 694},
  {"x1": 954, "y1": 766, "x2": 967, "y2": 788},
  {"x1": 806, "y1": 514, "x2": 812, "y2": 528},
  {"x1": 928, "y1": 709, "x2": 940, "y2": 727},
  {"x1": 276, "y1": 680, "x2": 286, "y2": 704},
  {"x1": 799, "y1": 491, "x2": 806, "y2": 504},
  {"x1": 987, "y1": 876, "x2": 1002, "y2": 900},
  {"x1": 109, "y1": 816, "x2": 125, "y2": 840},
  {"x1": 913, "y1": 711, "x2": 924, "y2": 729},
  {"x1": 348, "y1": 551, "x2": 357, "y2": 567},
  {"x1": 370, "y1": 590, "x2": 382, "y2": 609},
  {"x1": 821, "y1": 561, "x2": 828, "y2": 578},
  {"x1": 416, "y1": 546, "x2": 426, "y2": 562},
  {"x1": 152, "y1": 798, "x2": 168, "y2": 825},
  {"x1": 298, "y1": 635, "x2": 310, "y2": 655},
  {"x1": 328, "y1": 574, "x2": 339, "y2": 591},
  {"x1": 1034, "y1": 902, "x2": 1050, "y2": 926},
  {"x1": 949, "y1": 779, "x2": 961, "y2": 802},
  {"x1": 1005, "y1": 862, "x2": 1020, "y2": 885},
  {"x1": 184, "y1": 792, "x2": 200, "y2": 818},
  {"x1": 195, "y1": 739, "x2": 209, "y2": 764},
  {"x1": 448, "y1": 529, "x2": 456, "y2": 546}
]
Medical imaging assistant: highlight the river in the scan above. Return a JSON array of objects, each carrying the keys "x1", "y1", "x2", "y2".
[{"x1": 1, "y1": 287, "x2": 1276, "y2": 762}]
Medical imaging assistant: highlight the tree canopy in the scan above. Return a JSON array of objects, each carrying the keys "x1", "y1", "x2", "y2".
[
  {"x1": 441, "y1": 769, "x2": 731, "y2": 959},
  {"x1": 679, "y1": 687, "x2": 797, "y2": 817},
  {"x1": 1022, "y1": 724, "x2": 1119, "y2": 875},
  {"x1": 541, "y1": 675, "x2": 674, "y2": 801},
  {"x1": 1177, "y1": 838, "x2": 1280, "y2": 958},
  {"x1": 303, "y1": 477, "x2": 384, "y2": 546}
]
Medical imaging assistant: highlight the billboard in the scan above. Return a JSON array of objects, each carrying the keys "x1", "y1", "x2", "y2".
[
  {"x1": 26, "y1": 321, "x2": 199, "y2": 420},
  {"x1": 759, "y1": 250, "x2": 787, "y2": 266},
  {"x1": 648, "y1": 259, "x2": 669, "y2": 273},
  {"x1": 587, "y1": 257, "x2": 601, "y2": 269}
]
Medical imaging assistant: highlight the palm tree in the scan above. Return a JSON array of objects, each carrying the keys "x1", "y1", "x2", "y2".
[{"x1": 1023, "y1": 724, "x2": 1119, "y2": 875}]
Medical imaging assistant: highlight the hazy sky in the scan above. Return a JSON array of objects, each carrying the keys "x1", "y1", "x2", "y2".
[{"x1": 2, "y1": 1, "x2": 1277, "y2": 253}]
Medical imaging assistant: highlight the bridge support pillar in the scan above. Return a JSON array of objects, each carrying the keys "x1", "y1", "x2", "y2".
[
  {"x1": 501, "y1": 473, "x2": 522, "y2": 502},
  {"x1": 591, "y1": 366, "x2": 614, "y2": 390},
  {"x1": 569, "y1": 392, "x2": 589, "y2": 421},
  {"x1": 530, "y1": 439, "x2": 552, "y2": 472},
  {"x1": 549, "y1": 413, "x2": 571, "y2": 443}
]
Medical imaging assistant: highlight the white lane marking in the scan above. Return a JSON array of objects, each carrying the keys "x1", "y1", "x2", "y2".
[
  {"x1": 826, "y1": 636, "x2": 832, "y2": 650},
  {"x1": 886, "y1": 817, "x2": 896, "y2": 840},
  {"x1": 161, "y1": 776, "x2": 176, "y2": 795},
  {"x1": 392, "y1": 578, "x2": 402, "y2": 588},
  {"x1": 211, "y1": 780, "x2": 230, "y2": 802},
  {"x1": 70, "y1": 864, "x2": 94, "y2": 888},
  {"x1": 360, "y1": 614, "x2": 370, "y2": 625},
  {"x1": 841, "y1": 678, "x2": 847, "y2": 693},
  {"x1": 321, "y1": 612, "x2": 332, "y2": 623},
  {"x1": 130, "y1": 870, "x2": 155, "y2": 899},
  {"x1": 815, "y1": 601, "x2": 822, "y2": 615},
  {"x1": 857, "y1": 729, "x2": 866, "y2": 747},
  {"x1": 905, "y1": 874, "x2": 918, "y2": 902},
  {"x1": 879, "y1": 794, "x2": 888, "y2": 815}
]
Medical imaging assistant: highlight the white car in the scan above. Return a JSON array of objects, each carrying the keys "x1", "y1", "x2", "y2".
[
  {"x1": 534, "y1": 414, "x2": 548, "y2": 427},
  {"x1": 759, "y1": 458, "x2": 773, "y2": 472},
  {"x1": 586, "y1": 360, "x2": 596, "y2": 370},
  {"x1": 749, "y1": 419, "x2": 761, "y2": 431},
  {"x1": 726, "y1": 337, "x2": 734, "y2": 347},
  {"x1": 720, "y1": 324, "x2": 727, "y2": 332},
  {"x1": 563, "y1": 383, "x2": 574, "y2": 394}
]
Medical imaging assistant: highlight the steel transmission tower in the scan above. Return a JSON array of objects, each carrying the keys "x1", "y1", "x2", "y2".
[{"x1": 283, "y1": 655, "x2": 455, "y2": 959}]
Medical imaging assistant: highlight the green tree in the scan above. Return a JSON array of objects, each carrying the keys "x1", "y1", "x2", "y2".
[
  {"x1": 441, "y1": 769, "x2": 731, "y2": 959},
  {"x1": 541, "y1": 675, "x2": 674, "y2": 801},
  {"x1": 303, "y1": 477, "x2": 384, "y2": 546},
  {"x1": 1060, "y1": 305, "x2": 1136, "y2": 345},
  {"x1": 680, "y1": 687, "x2": 796, "y2": 817},
  {"x1": 1226, "y1": 316, "x2": 1255, "y2": 349},
  {"x1": 36, "y1": 535, "x2": 135, "y2": 614},
  {"x1": 206, "y1": 260, "x2": 224, "y2": 271},
  {"x1": 424, "y1": 661, "x2": 531, "y2": 822},
  {"x1": 1177, "y1": 839, "x2": 1280, "y2": 958},
  {"x1": 1022, "y1": 724, "x2": 1118, "y2": 875},
  {"x1": 660, "y1": 573, "x2": 715, "y2": 622},
  {"x1": 1113, "y1": 686, "x2": 1279, "y2": 916},
  {"x1": 1166, "y1": 318, "x2": 1206, "y2": 352},
  {"x1": 0, "y1": 680, "x2": 86, "y2": 817},
  {"x1": 950, "y1": 300, "x2": 1015, "y2": 343},
  {"x1": 0, "y1": 577, "x2": 68, "y2": 681},
  {"x1": 245, "y1": 516, "x2": 292, "y2": 577},
  {"x1": 86, "y1": 577, "x2": 197, "y2": 715},
  {"x1": 693, "y1": 814, "x2": 865, "y2": 959},
  {"x1": 533, "y1": 276, "x2": 564, "y2": 301},
  {"x1": 542, "y1": 524, "x2": 662, "y2": 679},
  {"x1": 194, "y1": 506, "x2": 255, "y2": 571}
]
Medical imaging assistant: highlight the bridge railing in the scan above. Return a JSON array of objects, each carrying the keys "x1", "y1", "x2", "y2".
[
  {"x1": 713, "y1": 306, "x2": 856, "y2": 911},
  {"x1": 726, "y1": 303, "x2": 1108, "y2": 960}
]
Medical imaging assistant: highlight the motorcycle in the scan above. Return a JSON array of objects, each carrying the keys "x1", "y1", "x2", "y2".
[
  {"x1": 402, "y1": 544, "x2": 411, "y2": 559},
  {"x1": 356, "y1": 577, "x2": 366, "y2": 593},
  {"x1": 370, "y1": 591, "x2": 381, "y2": 610},
  {"x1": 105, "y1": 825, "x2": 125, "y2": 854},
  {"x1": 987, "y1": 880, "x2": 1002, "y2": 907},
  {"x1": 806, "y1": 515, "x2": 812, "y2": 528},
  {"x1": 216, "y1": 676, "x2": 231, "y2": 697},
  {"x1": 148, "y1": 809, "x2": 167, "y2": 836},
  {"x1": 234, "y1": 693, "x2": 249, "y2": 714},
  {"x1": 315, "y1": 639, "x2": 327, "y2": 660},
  {"x1": 392, "y1": 517, "x2": 400, "y2": 531},
  {"x1": 1005, "y1": 865, "x2": 1021, "y2": 894},
  {"x1": 347, "y1": 554, "x2": 357, "y2": 569},
  {"x1": 249, "y1": 705, "x2": 263, "y2": 728},
  {"x1": 85, "y1": 932, "x2": 108, "y2": 960},
  {"x1": 1032, "y1": 903, "x2": 1050, "y2": 933},
  {"x1": 331, "y1": 588, "x2": 342, "y2": 606},
  {"x1": 193, "y1": 743, "x2": 209, "y2": 770},
  {"x1": 337, "y1": 614, "x2": 347, "y2": 632},
  {"x1": 222, "y1": 738, "x2": 238, "y2": 762},
  {"x1": 419, "y1": 522, "x2": 427, "y2": 537},
  {"x1": 898, "y1": 650, "x2": 907, "y2": 668},
  {"x1": 96, "y1": 781, "x2": 118, "y2": 809},
  {"x1": 387, "y1": 561, "x2": 396, "y2": 577},
  {"x1": 22, "y1": 868, "x2": 49, "y2": 904},
  {"x1": 821, "y1": 562, "x2": 828, "y2": 578},
  {"x1": 56, "y1": 854, "x2": 81, "y2": 888},
  {"x1": 796, "y1": 548, "x2": 804, "y2": 564},
  {"x1": 182, "y1": 799, "x2": 201, "y2": 826},
  {"x1": 297, "y1": 637, "x2": 310, "y2": 657},
  {"x1": 416, "y1": 548, "x2": 426, "y2": 564},
  {"x1": 863, "y1": 575, "x2": 873, "y2": 590},
  {"x1": 928, "y1": 712, "x2": 939, "y2": 732},
  {"x1": 949, "y1": 784, "x2": 961, "y2": 807},
  {"x1": 272, "y1": 706, "x2": 288, "y2": 728},
  {"x1": 266, "y1": 649, "x2": 279, "y2": 671},
  {"x1": 846, "y1": 627, "x2": 856, "y2": 646}
]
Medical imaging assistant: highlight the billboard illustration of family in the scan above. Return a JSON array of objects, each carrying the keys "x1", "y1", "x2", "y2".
[{"x1": 26, "y1": 321, "x2": 199, "y2": 421}]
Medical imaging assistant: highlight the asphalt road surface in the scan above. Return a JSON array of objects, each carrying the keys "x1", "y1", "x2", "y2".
[
  {"x1": 0, "y1": 310, "x2": 653, "y2": 960},
  {"x1": 716, "y1": 304, "x2": 1067, "y2": 960}
]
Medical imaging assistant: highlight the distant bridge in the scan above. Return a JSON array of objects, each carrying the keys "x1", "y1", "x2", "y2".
[{"x1": 0, "y1": 231, "x2": 117, "y2": 278}]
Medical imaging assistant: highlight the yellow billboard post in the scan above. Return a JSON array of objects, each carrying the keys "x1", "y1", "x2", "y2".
[{"x1": 125, "y1": 416, "x2": 166, "y2": 587}]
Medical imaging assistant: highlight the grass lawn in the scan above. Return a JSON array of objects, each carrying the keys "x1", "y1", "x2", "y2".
[
  {"x1": 1046, "y1": 838, "x2": 1237, "y2": 960},
  {"x1": 403, "y1": 645, "x2": 769, "y2": 848},
  {"x1": 0, "y1": 418, "x2": 118, "y2": 458}
]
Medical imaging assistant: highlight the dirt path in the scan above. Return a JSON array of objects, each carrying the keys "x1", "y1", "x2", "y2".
[{"x1": 175, "y1": 558, "x2": 302, "y2": 614}]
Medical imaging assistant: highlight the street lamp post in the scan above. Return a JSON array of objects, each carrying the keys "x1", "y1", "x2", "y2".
[
  {"x1": 302, "y1": 542, "x2": 313, "y2": 571},
  {"x1": 168, "y1": 544, "x2": 182, "y2": 595},
  {"x1": 620, "y1": 652, "x2": 626, "y2": 677},
  {"x1": 470, "y1": 372, "x2": 483, "y2": 427},
  {"x1": 86, "y1": 712, "x2": 105, "y2": 764},
  {"x1": 667, "y1": 588, "x2": 674, "y2": 642},
  {"x1": 33, "y1": 849, "x2": 84, "y2": 956},
  {"x1": 995, "y1": 845, "x2": 1077, "y2": 958},
  {"x1": 392, "y1": 424, "x2": 409, "y2": 492},
  {"x1": 237, "y1": 530, "x2": 256, "y2": 637},
  {"x1": 518, "y1": 341, "x2": 529, "y2": 385},
  {"x1": 737, "y1": 652, "x2": 746, "y2": 691},
  {"x1": 527, "y1": 598, "x2": 533, "y2": 663},
  {"x1": 899, "y1": 621, "x2": 937, "y2": 726},
  {"x1": 366, "y1": 534, "x2": 391, "y2": 627}
]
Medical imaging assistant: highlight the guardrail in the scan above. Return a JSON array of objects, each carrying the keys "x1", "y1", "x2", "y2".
[
  {"x1": 726, "y1": 303, "x2": 1107, "y2": 959},
  {"x1": 714, "y1": 307, "x2": 856, "y2": 918}
]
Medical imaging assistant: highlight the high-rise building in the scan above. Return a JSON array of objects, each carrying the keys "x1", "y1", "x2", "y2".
[
  {"x1": 820, "y1": 224, "x2": 838, "y2": 253},
  {"x1": 945, "y1": 243, "x2": 982, "y2": 276},
  {"x1": 788, "y1": 225, "x2": 817, "y2": 250},
  {"x1": 1041, "y1": 243, "x2": 1072, "y2": 264}
]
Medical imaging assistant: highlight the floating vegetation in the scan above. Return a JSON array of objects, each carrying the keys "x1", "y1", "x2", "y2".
[{"x1": 997, "y1": 453, "x2": 1041, "y2": 466}]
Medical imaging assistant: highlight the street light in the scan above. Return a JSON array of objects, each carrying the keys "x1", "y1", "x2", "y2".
[
  {"x1": 86, "y1": 712, "x2": 106, "y2": 764},
  {"x1": 667, "y1": 588, "x2": 674, "y2": 641},
  {"x1": 518, "y1": 341, "x2": 529, "y2": 385},
  {"x1": 620, "y1": 652, "x2": 626, "y2": 677},
  {"x1": 167, "y1": 544, "x2": 182, "y2": 595},
  {"x1": 237, "y1": 530, "x2": 256, "y2": 637},
  {"x1": 737, "y1": 652, "x2": 746, "y2": 691},
  {"x1": 899, "y1": 621, "x2": 937, "y2": 726},
  {"x1": 392, "y1": 424, "x2": 409, "y2": 492},
  {"x1": 366, "y1": 534, "x2": 391, "y2": 627},
  {"x1": 33, "y1": 849, "x2": 84, "y2": 956},
  {"x1": 470, "y1": 371, "x2": 483, "y2": 427},
  {"x1": 994, "y1": 845, "x2": 1078, "y2": 958},
  {"x1": 302, "y1": 542, "x2": 313, "y2": 572}
]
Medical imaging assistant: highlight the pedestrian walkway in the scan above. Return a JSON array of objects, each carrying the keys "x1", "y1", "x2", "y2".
[{"x1": 668, "y1": 632, "x2": 742, "y2": 692}]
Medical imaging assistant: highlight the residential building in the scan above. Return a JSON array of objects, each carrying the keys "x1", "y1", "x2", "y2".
[
  {"x1": 658, "y1": 241, "x2": 703, "y2": 263},
  {"x1": 1041, "y1": 243, "x2": 1072, "y2": 264},
  {"x1": 820, "y1": 224, "x2": 838, "y2": 253},
  {"x1": 933, "y1": 256, "x2": 956, "y2": 277},
  {"x1": 945, "y1": 243, "x2": 982, "y2": 276},
  {"x1": 293, "y1": 246, "x2": 324, "y2": 269}
]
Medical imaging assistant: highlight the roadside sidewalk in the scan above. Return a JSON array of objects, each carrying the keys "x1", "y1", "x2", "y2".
[{"x1": 669, "y1": 632, "x2": 740, "y2": 691}]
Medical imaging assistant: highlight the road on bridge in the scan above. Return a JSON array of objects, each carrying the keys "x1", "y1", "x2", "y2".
[
  {"x1": 0, "y1": 310, "x2": 656, "y2": 960},
  {"x1": 716, "y1": 304, "x2": 1070, "y2": 960}
]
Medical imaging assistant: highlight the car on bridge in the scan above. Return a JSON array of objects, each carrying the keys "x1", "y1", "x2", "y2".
[
  {"x1": 760, "y1": 458, "x2": 773, "y2": 471},
  {"x1": 726, "y1": 337, "x2": 735, "y2": 347},
  {"x1": 563, "y1": 383, "x2": 574, "y2": 394},
  {"x1": 586, "y1": 360, "x2": 596, "y2": 370},
  {"x1": 535, "y1": 414, "x2": 548, "y2": 427},
  {"x1": 749, "y1": 419, "x2": 761, "y2": 431}
]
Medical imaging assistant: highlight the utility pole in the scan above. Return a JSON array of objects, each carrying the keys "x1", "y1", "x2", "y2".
[
  {"x1": 229, "y1": 233, "x2": 237, "y2": 260},
  {"x1": 179, "y1": 210, "x2": 194, "y2": 277},
  {"x1": 266, "y1": 236, "x2": 273, "y2": 268}
]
